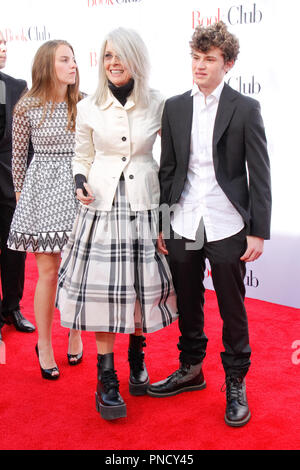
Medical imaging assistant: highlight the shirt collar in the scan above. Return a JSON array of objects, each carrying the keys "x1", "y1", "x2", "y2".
[{"x1": 191, "y1": 79, "x2": 224, "y2": 102}]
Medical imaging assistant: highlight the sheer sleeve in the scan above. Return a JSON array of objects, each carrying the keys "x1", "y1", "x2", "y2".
[{"x1": 12, "y1": 107, "x2": 31, "y2": 192}]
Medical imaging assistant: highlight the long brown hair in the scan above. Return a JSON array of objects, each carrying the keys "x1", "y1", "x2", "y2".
[{"x1": 16, "y1": 39, "x2": 82, "y2": 131}]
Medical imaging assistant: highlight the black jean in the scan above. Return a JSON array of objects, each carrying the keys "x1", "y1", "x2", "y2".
[
  {"x1": 165, "y1": 226, "x2": 251, "y2": 378},
  {"x1": 0, "y1": 203, "x2": 26, "y2": 313}
]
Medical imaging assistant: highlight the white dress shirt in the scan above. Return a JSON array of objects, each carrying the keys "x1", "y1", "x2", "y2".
[{"x1": 171, "y1": 80, "x2": 244, "y2": 241}]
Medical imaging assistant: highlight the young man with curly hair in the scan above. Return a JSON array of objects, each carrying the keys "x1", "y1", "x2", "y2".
[{"x1": 148, "y1": 22, "x2": 271, "y2": 427}]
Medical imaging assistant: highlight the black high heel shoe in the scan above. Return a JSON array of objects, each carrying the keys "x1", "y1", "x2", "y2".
[
  {"x1": 67, "y1": 331, "x2": 83, "y2": 366},
  {"x1": 35, "y1": 344, "x2": 60, "y2": 380}
]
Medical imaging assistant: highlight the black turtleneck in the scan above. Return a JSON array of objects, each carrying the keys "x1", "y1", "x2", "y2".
[
  {"x1": 108, "y1": 78, "x2": 134, "y2": 106},
  {"x1": 74, "y1": 79, "x2": 135, "y2": 192}
]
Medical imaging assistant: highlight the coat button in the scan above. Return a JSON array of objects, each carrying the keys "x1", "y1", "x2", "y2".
[
  {"x1": 122, "y1": 157, "x2": 126, "y2": 161},
  {"x1": 129, "y1": 174, "x2": 134, "y2": 179},
  {"x1": 122, "y1": 136, "x2": 127, "y2": 141}
]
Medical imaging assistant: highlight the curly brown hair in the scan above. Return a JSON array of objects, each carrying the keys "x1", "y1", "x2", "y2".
[{"x1": 190, "y1": 21, "x2": 239, "y2": 63}]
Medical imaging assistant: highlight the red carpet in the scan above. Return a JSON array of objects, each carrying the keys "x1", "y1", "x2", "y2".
[{"x1": 0, "y1": 253, "x2": 299, "y2": 450}]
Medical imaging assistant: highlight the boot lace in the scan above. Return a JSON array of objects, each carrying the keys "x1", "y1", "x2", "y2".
[
  {"x1": 101, "y1": 369, "x2": 120, "y2": 391},
  {"x1": 221, "y1": 376, "x2": 243, "y2": 402}
]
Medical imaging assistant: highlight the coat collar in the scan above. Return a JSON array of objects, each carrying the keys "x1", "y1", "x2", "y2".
[
  {"x1": 99, "y1": 89, "x2": 135, "y2": 111},
  {"x1": 213, "y1": 82, "x2": 238, "y2": 144}
]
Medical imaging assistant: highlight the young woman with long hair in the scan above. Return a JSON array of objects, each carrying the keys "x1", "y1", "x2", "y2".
[{"x1": 8, "y1": 40, "x2": 84, "y2": 379}]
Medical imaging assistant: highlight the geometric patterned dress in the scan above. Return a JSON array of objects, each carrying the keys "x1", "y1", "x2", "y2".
[{"x1": 8, "y1": 98, "x2": 78, "y2": 253}]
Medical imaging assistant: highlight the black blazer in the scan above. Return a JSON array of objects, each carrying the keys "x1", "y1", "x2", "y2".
[
  {"x1": 0, "y1": 71, "x2": 32, "y2": 207},
  {"x1": 159, "y1": 83, "x2": 272, "y2": 240}
]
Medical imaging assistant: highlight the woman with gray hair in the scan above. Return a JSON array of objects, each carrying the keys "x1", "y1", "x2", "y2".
[{"x1": 56, "y1": 27, "x2": 177, "y2": 420}]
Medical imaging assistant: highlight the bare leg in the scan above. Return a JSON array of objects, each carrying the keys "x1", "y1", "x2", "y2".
[{"x1": 95, "y1": 332, "x2": 116, "y2": 355}]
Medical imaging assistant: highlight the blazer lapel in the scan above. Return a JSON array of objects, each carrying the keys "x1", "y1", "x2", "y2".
[
  {"x1": 213, "y1": 83, "x2": 237, "y2": 145},
  {"x1": 179, "y1": 91, "x2": 193, "y2": 166}
]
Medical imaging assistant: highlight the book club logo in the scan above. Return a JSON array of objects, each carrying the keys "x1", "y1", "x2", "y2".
[
  {"x1": 227, "y1": 75, "x2": 261, "y2": 95},
  {"x1": 192, "y1": 3, "x2": 263, "y2": 29},
  {"x1": 2, "y1": 26, "x2": 51, "y2": 42},
  {"x1": 205, "y1": 267, "x2": 259, "y2": 288},
  {"x1": 87, "y1": 0, "x2": 142, "y2": 7}
]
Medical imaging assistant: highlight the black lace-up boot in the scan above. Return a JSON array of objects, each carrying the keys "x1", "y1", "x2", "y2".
[
  {"x1": 224, "y1": 376, "x2": 251, "y2": 427},
  {"x1": 128, "y1": 334, "x2": 149, "y2": 395},
  {"x1": 95, "y1": 353, "x2": 127, "y2": 420},
  {"x1": 147, "y1": 361, "x2": 206, "y2": 397}
]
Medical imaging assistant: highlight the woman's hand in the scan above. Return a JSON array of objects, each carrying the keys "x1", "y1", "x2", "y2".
[
  {"x1": 15, "y1": 192, "x2": 21, "y2": 203},
  {"x1": 76, "y1": 183, "x2": 95, "y2": 205}
]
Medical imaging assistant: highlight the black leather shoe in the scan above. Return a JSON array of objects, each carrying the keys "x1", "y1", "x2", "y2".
[
  {"x1": 147, "y1": 362, "x2": 206, "y2": 397},
  {"x1": 224, "y1": 376, "x2": 251, "y2": 427},
  {"x1": 128, "y1": 334, "x2": 149, "y2": 395},
  {"x1": 1, "y1": 309, "x2": 35, "y2": 332},
  {"x1": 95, "y1": 353, "x2": 127, "y2": 420}
]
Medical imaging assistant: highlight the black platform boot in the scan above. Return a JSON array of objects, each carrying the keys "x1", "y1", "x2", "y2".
[
  {"x1": 95, "y1": 353, "x2": 127, "y2": 420},
  {"x1": 128, "y1": 334, "x2": 149, "y2": 396}
]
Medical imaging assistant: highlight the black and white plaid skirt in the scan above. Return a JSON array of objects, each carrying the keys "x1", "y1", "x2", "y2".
[{"x1": 56, "y1": 179, "x2": 177, "y2": 333}]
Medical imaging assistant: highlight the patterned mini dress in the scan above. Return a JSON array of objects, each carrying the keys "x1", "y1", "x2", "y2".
[{"x1": 8, "y1": 98, "x2": 78, "y2": 253}]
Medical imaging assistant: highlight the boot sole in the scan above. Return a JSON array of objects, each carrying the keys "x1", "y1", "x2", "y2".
[
  {"x1": 129, "y1": 377, "x2": 150, "y2": 396},
  {"x1": 95, "y1": 393, "x2": 127, "y2": 420},
  {"x1": 147, "y1": 381, "x2": 206, "y2": 397},
  {"x1": 224, "y1": 410, "x2": 251, "y2": 427}
]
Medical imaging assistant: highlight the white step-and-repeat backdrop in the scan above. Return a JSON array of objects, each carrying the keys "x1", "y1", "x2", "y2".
[{"x1": 2, "y1": 0, "x2": 299, "y2": 308}]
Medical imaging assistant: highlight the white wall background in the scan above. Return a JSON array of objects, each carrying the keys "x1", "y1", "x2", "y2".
[{"x1": 2, "y1": 0, "x2": 300, "y2": 308}]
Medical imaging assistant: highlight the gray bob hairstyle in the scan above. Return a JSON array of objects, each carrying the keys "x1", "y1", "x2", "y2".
[{"x1": 93, "y1": 27, "x2": 151, "y2": 107}]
